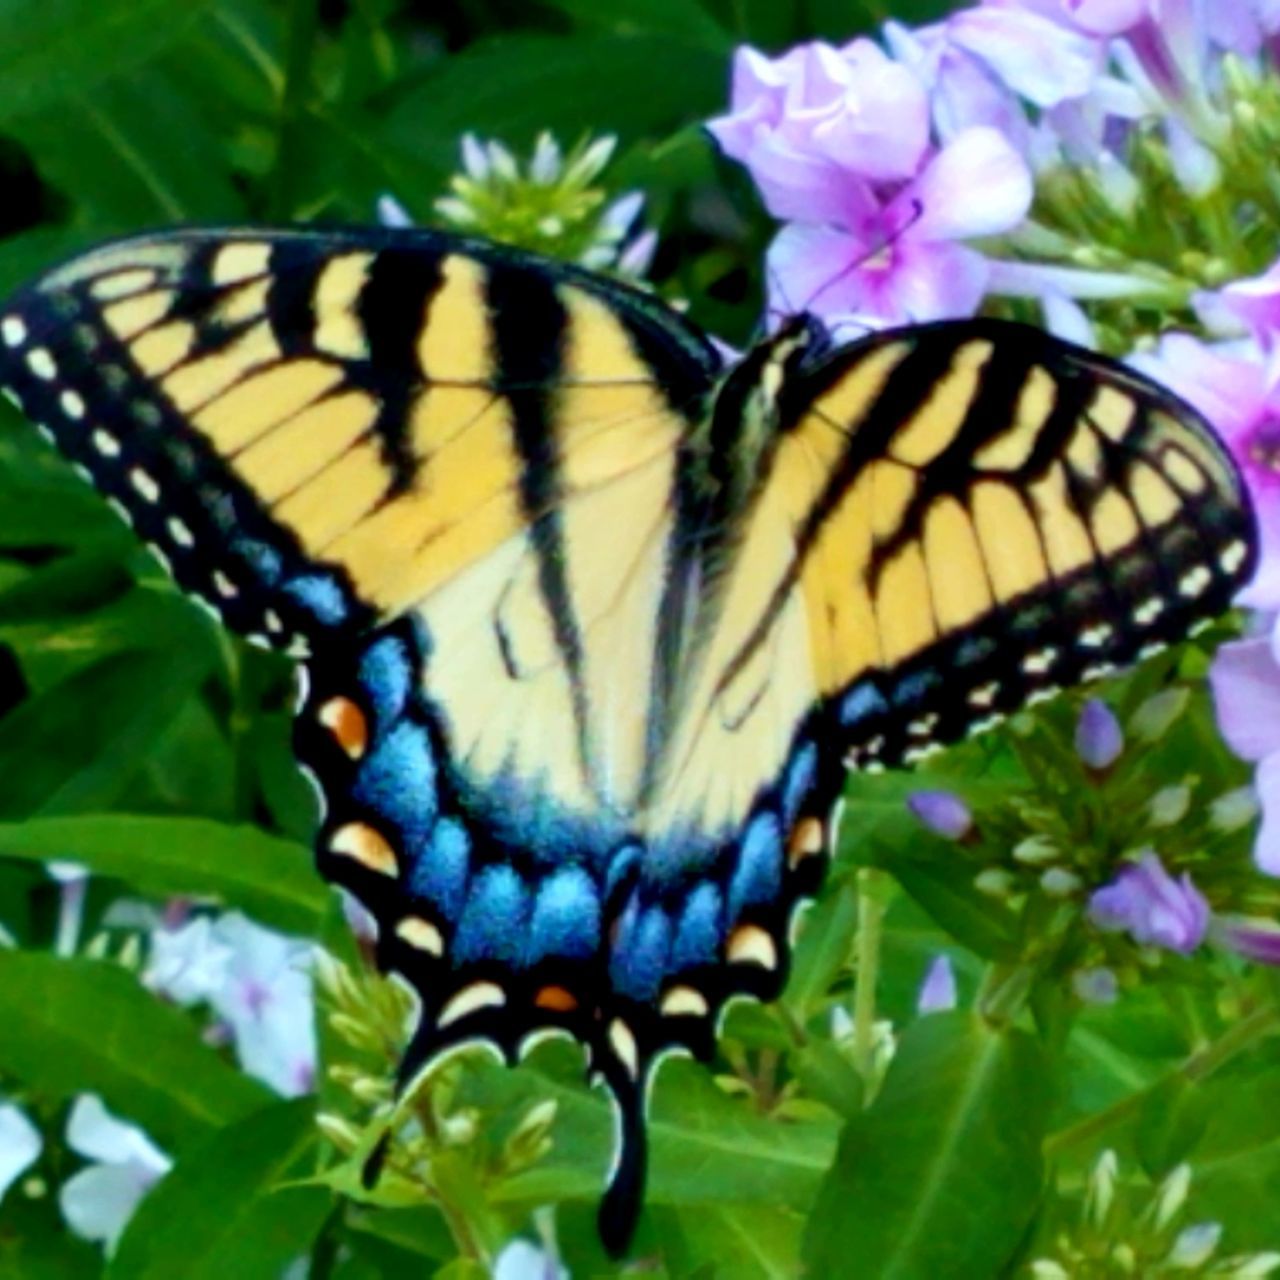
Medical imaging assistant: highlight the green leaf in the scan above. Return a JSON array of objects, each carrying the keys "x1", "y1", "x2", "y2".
[
  {"x1": 0, "y1": 0, "x2": 214, "y2": 123},
  {"x1": 0, "y1": 952, "x2": 270, "y2": 1150},
  {"x1": 535, "y1": 0, "x2": 731, "y2": 50},
  {"x1": 378, "y1": 34, "x2": 727, "y2": 180},
  {"x1": 804, "y1": 1013, "x2": 1048, "y2": 1279},
  {"x1": 786, "y1": 877, "x2": 858, "y2": 1021},
  {"x1": 662, "y1": 1202, "x2": 804, "y2": 1278},
  {"x1": 0, "y1": 648, "x2": 213, "y2": 820},
  {"x1": 0, "y1": 815, "x2": 326, "y2": 934},
  {"x1": 110, "y1": 1098, "x2": 333, "y2": 1280}
]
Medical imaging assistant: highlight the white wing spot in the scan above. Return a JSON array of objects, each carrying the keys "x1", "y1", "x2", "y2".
[
  {"x1": 907, "y1": 713, "x2": 939, "y2": 737},
  {"x1": 1080, "y1": 624, "x2": 1113, "y2": 648},
  {"x1": 166, "y1": 516, "x2": 195, "y2": 548},
  {"x1": 1082, "y1": 662, "x2": 1115, "y2": 681},
  {"x1": 2, "y1": 316, "x2": 27, "y2": 348},
  {"x1": 129, "y1": 468, "x2": 161, "y2": 502},
  {"x1": 1178, "y1": 565, "x2": 1213, "y2": 597},
  {"x1": 26, "y1": 347, "x2": 56, "y2": 380},
  {"x1": 968, "y1": 682, "x2": 999, "y2": 708},
  {"x1": 92, "y1": 428, "x2": 121, "y2": 457},
  {"x1": 1023, "y1": 648, "x2": 1058, "y2": 675},
  {"x1": 1137, "y1": 641, "x2": 1167, "y2": 660},
  {"x1": 213, "y1": 570, "x2": 238, "y2": 599},
  {"x1": 264, "y1": 609, "x2": 284, "y2": 634},
  {"x1": 1221, "y1": 540, "x2": 1249, "y2": 574},
  {"x1": 59, "y1": 389, "x2": 85, "y2": 419},
  {"x1": 1134, "y1": 597, "x2": 1164, "y2": 625},
  {"x1": 608, "y1": 1018, "x2": 641, "y2": 1077}
]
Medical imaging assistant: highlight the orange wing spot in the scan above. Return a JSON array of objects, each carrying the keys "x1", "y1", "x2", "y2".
[
  {"x1": 787, "y1": 816, "x2": 825, "y2": 868},
  {"x1": 329, "y1": 822, "x2": 399, "y2": 876},
  {"x1": 534, "y1": 985, "x2": 579, "y2": 1013},
  {"x1": 318, "y1": 696, "x2": 369, "y2": 760}
]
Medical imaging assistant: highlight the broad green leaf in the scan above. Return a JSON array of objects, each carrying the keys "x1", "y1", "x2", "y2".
[
  {"x1": 0, "y1": 815, "x2": 326, "y2": 934},
  {"x1": 11, "y1": 67, "x2": 245, "y2": 230},
  {"x1": 0, "y1": 952, "x2": 269, "y2": 1150},
  {"x1": 786, "y1": 877, "x2": 858, "y2": 1020},
  {"x1": 805, "y1": 1013, "x2": 1048, "y2": 1279},
  {"x1": 0, "y1": 0, "x2": 213, "y2": 123},
  {"x1": 536, "y1": 0, "x2": 731, "y2": 50},
  {"x1": 488, "y1": 1049, "x2": 834, "y2": 1210},
  {"x1": 0, "y1": 547, "x2": 135, "y2": 624},
  {"x1": 110, "y1": 1098, "x2": 333, "y2": 1279},
  {"x1": 661, "y1": 1202, "x2": 804, "y2": 1278},
  {"x1": 378, "y1": 35, "x2": 727, "y2": 181},
  {"x1": 0, "y1": 648, "x2": 212, "y2": 820}
]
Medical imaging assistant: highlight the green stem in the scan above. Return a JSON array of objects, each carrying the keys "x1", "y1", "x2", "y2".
[
  {"x1": 851, "y1": 867, "x2": 887, "y2": 1093},
  {"x1": 268, "y1": 0, "x2": 318, "y2": 221},
  {"x1": 1045, "y1": 1001, "x2": 1280, "y2": 1159}
]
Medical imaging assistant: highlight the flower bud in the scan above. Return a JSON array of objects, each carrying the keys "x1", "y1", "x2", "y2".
[
  {"x1": 907, "y1": 790, "x2": 974, "y2": 841},
  {"x1": 1077, "y1": 698, "x2": 1124, "y2": 771}
]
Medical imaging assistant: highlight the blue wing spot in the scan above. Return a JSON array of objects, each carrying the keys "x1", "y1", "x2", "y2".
[
  {"x1": 235, "y1": 538, "x2": 283, "y2": 585},
  {"x1": 840, "y1": 680, "x2": 888, "y2": 728},
  {"x1": 891, "y1": 669, "x2": 940, "y2": 709},
  {"x1": 409, "y1": 817, "x2": 470, "y2": 920},
  {"x1": 358, "y1": 633, "x2": 415, "y2": 726},
  {"x1": 353, "y1": 721, "x2": 437, "y2": 853},
  {"x1": 286, "y1": 573, "x2": 350, "y2": 626},
  {"x1": 672, "y1": 881, "x2": 723, "y2": 971},
  {"x1": 454, "y1": 864, "x2": 529, "y2": 965},
  {"x1": 955, "y1": 634, "x2": 997, "y2": 666},
  {"x1": 611, "y1": 900, "x2": 672, "y2": 1001},
  {"x1": 528, "y1": 866, "x2": 601, "y2": 963},
  {"x1": 782, "y1": 743, "x2": 817, "y2": 824},
  {"x1": 729, "y1": 813, "x2": 782, "y2": 918}
]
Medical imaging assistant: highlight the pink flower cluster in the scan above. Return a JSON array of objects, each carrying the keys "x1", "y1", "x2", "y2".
[{"x1": 707, "y1": 38, "x2": 1032, "y2": 327}]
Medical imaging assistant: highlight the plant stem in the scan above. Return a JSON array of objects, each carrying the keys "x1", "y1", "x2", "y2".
[
  {"x1": 852, "y1": 866, "x2": 887, "y2": 1093},
  {"x1": 1045, "y1": 1001, "x2": 1280, "y2": 1159}
]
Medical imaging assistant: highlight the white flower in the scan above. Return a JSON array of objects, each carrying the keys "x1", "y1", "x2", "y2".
[
  {"x1": 208, "y1": 913, "x2": 318, "y2": 1097},
  {"x1": 0, "y1": 1103, "x2": 42, "y2": 1206},
  {"x1": 493, "y1": 1238, "x2": 568, "y2": 1280},
  {"x1": 144, "y1": 916, "x2": 233, "y2": 1006},
  {"x1": 59, "y1": 1096, "x2": 170, "y2": 1254}
]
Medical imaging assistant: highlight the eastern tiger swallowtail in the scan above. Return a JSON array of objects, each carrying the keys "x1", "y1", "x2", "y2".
[{"x1": 0, "y1": 225, "x2": 1257, "y2": 1254}]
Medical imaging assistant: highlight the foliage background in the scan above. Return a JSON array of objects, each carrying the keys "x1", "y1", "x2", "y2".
[{"x1": 0, "y1": 1, "x2": 1277, "y2": 1278}]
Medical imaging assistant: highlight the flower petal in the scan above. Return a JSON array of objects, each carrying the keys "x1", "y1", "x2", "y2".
[
  {"x1": 908, "y1": 127, "x2": 1033, "y2": 241},
  {"x1": 949, "y1": 8, "x2": 1105, "y2": 105},
  {"x1": 0, "y1": 1104, "x2": 41, "y2": 1204},
  {"x1": 59, "y1": 1162, "x2": 155, "y2": 1252},
  {"x1": 1209, "y1": 637, "x2": 1280, "y2": 762},
  {"x1": 1255, "y1": 751, "x2": 1280, "y2": 874}
]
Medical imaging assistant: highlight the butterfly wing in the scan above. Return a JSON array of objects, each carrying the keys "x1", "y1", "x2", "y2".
[
  {"x1": 0, "y1": 226, "x2": 726, "y2": 1247},
  {"x1": 591, "y1": 316, "x2": 1256, "y2": 1246},
  {"x1": 0, "y1": 226, "x2": 718, "y2": 651}
]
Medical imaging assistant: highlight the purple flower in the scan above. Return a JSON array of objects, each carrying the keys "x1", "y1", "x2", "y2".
[
  {"x1": 917, "y1": 954, "x2": 958, "y2": 1013},
  {"x1": 1216, "y1": 915, "x2": 1280, "y2": 964},
  {"x1": 1088, "y1": 851, "x2": 1210, "y2": 952},
  {"x1": 1196, "y1": 259, "x2": 1280, "y2": 349},
  {"x1": 907, "y1": 790, "x2": 974, "y2": 840},
  {"x1": 706, "y1": 41, "x2": 931, "y2": 222},
  {"x1": 1076, "y1": 698, "x2": 1124, "y2": 770},
  {"x1": 765, "y1": 125, "x2": 1032, "y2": 326},
  {"x1": 1129, "y1": 335, "x2": 1280, "y2": 610},
  {"x1": 1209, "y1": 633, "x2": 1280, "y2": 873}
]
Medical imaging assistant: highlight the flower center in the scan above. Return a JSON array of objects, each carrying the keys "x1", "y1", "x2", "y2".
[{"x1": 1248, "y1": 416, "x2": 1280, "y2": 476}]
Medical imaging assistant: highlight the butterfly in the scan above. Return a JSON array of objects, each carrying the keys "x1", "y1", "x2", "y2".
[{"x1": 0, "y1": 225, "x2": 1257, "y2": 1253}]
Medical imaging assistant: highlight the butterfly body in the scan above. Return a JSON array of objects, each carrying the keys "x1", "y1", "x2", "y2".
[{"x1": 0, "y1": 225, "x2": 1257, "y2": 1254}]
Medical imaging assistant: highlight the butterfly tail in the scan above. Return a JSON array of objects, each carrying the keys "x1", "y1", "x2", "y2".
[{"x1": 597, "y1": 1064, "x2": 649, "y2": 1257}]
